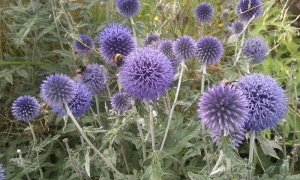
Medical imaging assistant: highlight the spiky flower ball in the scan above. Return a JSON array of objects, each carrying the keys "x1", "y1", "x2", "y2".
[
  {"x1": 116, "y1": 0, "x2": 140, "y2": 18},
  {"x1": 0, "y1": 164, "x2": 4, "y2": 180},
  {"x1": 173, "y1": 36, "x2": 196, "y2": 60},
  {"x1": 41, "y1": 74, "x2": 76, "y2": 107},
  {"x1": 230, "y1": 21, "x2": 244, "y2": 34},
  {"x1": 236, "y1": 0, "x2": 263, "y2": 21},
  {"x1": 53, "y1": 83, "x2": 93, "y2": 117},
  {"x1": 111, "y1": 92, "x2": 131, "y2": 113},
  {"x1": 77, "y1": 63, "x2": 109, "y2": 95},
  {"x1": 198, "y1": 84, "x2": 249, "y2": 135},
  {"x1": 73, "y1": 34, "x2": 94, "y2": 55},
  {"x1": 243, "y1": 36, "x2": 269, "y2": 64},
  {"x1": 194, "y1": 2, "x2": 214, "y2": 23},
  {"x1": 236, "y1": 73, "x2": 287, "y2": 132},
  {"x1": 158, "y1": 40, "x2": 182, "y2": 69},
  {"x1": 98, "y1": 24, "x2": 135, "y2": 65},
  {"x1": 11, "y1": 95, "x2": 40, "y2": 122},
  {"x1": 144, "y1": 34, "x2": 160, "y2": 46},
  {"x1": 196, "y1": 36, "x2": 223, "y2": 65},
  {"x1": 119, "y1": 47, "x2": 173, "y2": 101},
  {"x1": 211, "y1": 127, "x2": 245, "y2": 147}
]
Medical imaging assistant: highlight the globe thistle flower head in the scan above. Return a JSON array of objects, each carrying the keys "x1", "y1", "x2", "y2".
[
  {"x1": 73, "y1": 34, "x2": 94, "y2": 55},
  {"x1": 211, "y1": 126, "x2": 245, "y2": 147},
  {"x1": 236, "y1": 73, "x2": 287, "y2": 132},
  {"x1": 53, "y1": 83, "x2": 93, "y2": 117},
  {"x1": 11, "y1": 95, "x2": 40, "y2": 122},
  {"x1": 98, "y1": 23, "x2": 135, "y2": 65},
  {"x1": 230, "y1": 21, "x2": 244, "y2": 34},
  {"x1": 144, "y1": 34, "x2": 160, "y2": 47},
  {"x1": 41, "y1": 74, "x2": 76, "y2": 107},
  {"x1": 119, "y1": 47, "x2": 174, "y2": 101},
  {"x1": 194, "y1": 2, "x2": 214, "y2": 23},
  {"x1": 158, "y1": 40, "x2": 182, "y2": 69},
  {"x1": 77, "y1": 63, "x2": 109, "y2": 95},
  {"x1": 197, "y1": 84, "x2": 249, "y2": 135},
  {"x1": 243, "y1": 36, "x2": 269, "y2": 64},
  {"x1": 236, "y1": 0, "x2": 263, "y2": 21},
  {"x1": 173, "y1": 36, "x2": 196, "y2": 60},
  {"x1": 111, "y1": 92, "x2": 131, "y2": 113},
  {"x1": 196, "y1": 36, "x2": 223, "y2": 65},
  {"x1": 0, "y1": 164, "x2": 4, "y2": 180},
  {"x1": 116, "y1": 0, "x2": 141, "y2": 18}
]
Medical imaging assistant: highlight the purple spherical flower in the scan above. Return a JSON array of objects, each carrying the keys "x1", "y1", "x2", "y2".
[
  {"x1": 211, "y1": 127, "x2": 245, "y2": 147},
  {"x1": 119, "y1": 47, "x2": 173, "y2": 101},
  {"x1": 12, "y1": 95, "x2": 40, "y2": 122},
  {"x1": 173, "y1": 36, "x2": 196, "y2": 60},
  {"x1": 243, "y1": 36, "x2": 269, "y2": 64},
  {"x1": 98, "y1": 24, "x2": 135, "y2": 65},
  {"x1": 158, "y1": 40, "x2": 182, "y2": 69},
  {"x1": 116, "y1": 0, "x2": 140, "y2": 18},
  {"x1": 236, "y1": 73, "x2": 287, "y2": 132},
  {"x1": 198, "y1": 84, "x2": 249, "y2": 135},
  {"x1": 230, "y1": 21, "x2": 244, "y2": 34},
  {"x1": 144, "y1": 34, "x2": 160, "y2": 46},
  {"x1": 41, "y1": 74, "x2": 76, "y2": 107},
  {"x1": 73, "y1": 34, "x2": 94, "y2": 55},
  {"x1": 0, "y1": 164, "x2": 4, "y2": 180},
  {"x1": 53, "y1": 83, "x2": 93, "y2": 117},
  {"x1": 236, "y1": 0, "x2": 263, "y2": 21},
  {"x1": 194, "y1": 2, "x2": 214, "y2": 23},
  {"x1": 111, "y1": 92, "x2": 131, "y2": 113},
  {"x1": 196, "y1": 36, "x2": 223, "y2": 65},
  {"x1": 77, "y1": 63, "x2": 109, "y2": 95}
]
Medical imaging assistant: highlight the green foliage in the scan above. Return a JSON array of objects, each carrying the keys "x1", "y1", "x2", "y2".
[{"x1": 0, "y1": 0, "x2": 300, "y2": 179}]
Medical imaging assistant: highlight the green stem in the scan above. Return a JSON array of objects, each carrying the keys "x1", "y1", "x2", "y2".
[
  {"x1": 149, "y1": 104, "x2": 155, "y2": 151},
  {"x1": 210, "y1": 150, "x2": 224, "y2": 176},
  {"x1": 130, "y1": 17, "x2": 138, "y2": 45},
  {"x1": 64, "y1": 104, "x2": 122, "y2": 176},
  {"x1": 94, "y1": 95, "x2": 102, "y2": 126},
  {"x1": 63, "y1": 138, "x2": 83, "y2": 179},
  {"x1": 17, "y1": 149, "x2": 31, "y2": 180},
  {"x1": 160, "y1": 61, "x2": 185, "y2": 150},
  {"x1": 50, "y1": 0, "x2": 64, "y2": 50},
  {"x1": 29, "y1": 122, "x2": 43, "y2": 179},
  {"x1": 248, "y1": 130, "x2": 256, "y2": 180}
]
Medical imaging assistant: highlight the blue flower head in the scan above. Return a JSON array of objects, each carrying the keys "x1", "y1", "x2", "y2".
[
  {"x1": 53, "y1": 83, "x2": 93, "y2": 117},
  {"x1": 158, "y1": 40, "x2": 182, "y2": 69},
  {"x1": 119, "y1": 47, "x2": 174, "y2": 101},
  {"x1": 194, "y1": 2, "x2": 214, "y2": 23},
  {"x1": 230, "y1": 21, "x2": 244, "y2": 34},
  {"x1": 197, "y1": 84, "x2": 249, "y2": 135},
  {"x1": 116, "y1": 0, "x2": 140, "y2": 18},
  {"x1": 98, "y1": 24, "x2": 135, "y2": 65},
  {"x1": 40, "y1": 74, "x2": 76, "y2": 107},
  {"x1": 144, "y1": 34, "x2": 160, "y2": 46},
  {"x1": 243, "y1": 36, "x2": 269, "y2": 64},
  {"x1": 11, "y1": 95, "x2": 40, "y2": 122},
  {"x1": 0, "y1": 164, "x2": 4, "y2": 180},
  {"x1": 111, "y1": 92, "x2": 131, "y2": 113},
  {"x1": 236, "y1": 0, "x2": 263, "y2": 21},
  {"x1": 211, "y1": 127, "x2": 245, "y2": 147},
  {"x1": 173, "y1": 36, "x2": 196, "y2": 60},
  {"x1": 236, "y1": 73, "x2": 287, "y2": 132},
  {"x1": 73, "y1": 34, "x2": 94, "y2": 55},
  {"x1": 196, "y1": 36, "x2": 223, "y2": 65},
  {"x1": 77, "y1": 63, "x2": 109, "y2": 95}
]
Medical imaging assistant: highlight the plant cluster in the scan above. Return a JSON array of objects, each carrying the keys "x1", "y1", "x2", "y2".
[{"x1": 0, "y1": 0, "x2": 300, "y2": 179}]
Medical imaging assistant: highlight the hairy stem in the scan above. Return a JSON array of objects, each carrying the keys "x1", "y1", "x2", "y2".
[
  {"x1": 248, "y1": 130, "x2": 256, "y2": 180},
  {"x1": 210, "y1": 150, "x2": 224, "y2": 176},
  {"x1": 130, "y1": 17, "x2": 138, "y2": 45},
  {"x1": 50, "y1": 0, "x2": 64, "y2": 50},
  {"x1": 29, "y1": 122, "x2": 43, "y2": 179},
  {"x1": 118, "y1": 131, "x2": 130, "y2": 174},
  {"x1": 17, "y1": 149, "x2": 31, "y2": 180},
  {"x1": 63, "y1": 138, "x2": 83, "y2": 179},
  {"x1": 160, "y1": 61, "x2": 185, "y2": 150},
  {"x1": 136, "y1": 120, "x2": 147, "y2": 160},
  {"x1": 94, "y1": 95, "x2": 102, "y2": 126},
  {"x1": 65, "y1": 104, "x2": 122, "y2": 176},
  {"x1": 149, "y1": 104, "x2": 155, "y2": 151}
]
